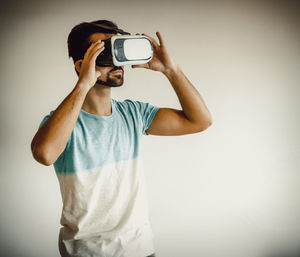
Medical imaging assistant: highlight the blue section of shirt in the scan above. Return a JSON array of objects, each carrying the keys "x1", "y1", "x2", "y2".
[{"x1": 38, "y1": 98, "x2": 159, "y2": 174}]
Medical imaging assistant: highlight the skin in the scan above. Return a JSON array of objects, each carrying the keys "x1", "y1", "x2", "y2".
[
  {"x1": 31, "y1": 31, "x2": 213, "y2": 165},
  {"x1": 75, "y1": 33, "x2": 125, "y2": 116}
]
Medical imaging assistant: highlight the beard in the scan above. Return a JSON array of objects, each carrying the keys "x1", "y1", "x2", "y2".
[{"x1": 96, "y1": 66, "x2": 124, "y2": 87}]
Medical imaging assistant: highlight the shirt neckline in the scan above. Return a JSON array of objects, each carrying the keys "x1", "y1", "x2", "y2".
[{"x1": 80, "y1": 98, "x2": 116, "y2": 120}]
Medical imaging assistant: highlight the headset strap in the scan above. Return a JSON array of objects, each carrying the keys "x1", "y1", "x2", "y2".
[{"x1": 90, "y1": 23, "x2": 131, "y2": 35}]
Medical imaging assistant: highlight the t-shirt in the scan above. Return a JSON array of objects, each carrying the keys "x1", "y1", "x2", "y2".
[{"x1": 39, "y1": 98, "x2": 160, "y2": 257}]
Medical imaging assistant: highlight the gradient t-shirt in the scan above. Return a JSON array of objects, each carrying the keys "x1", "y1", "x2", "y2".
[{"x1": 39, "y1": 98, "x2": 160, "y2": 257}]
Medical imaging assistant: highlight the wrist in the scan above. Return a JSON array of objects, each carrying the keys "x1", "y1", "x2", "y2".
[
  {"x1": 163, "y1": 63, "x2": 180, "y2": 79},
  {"x1": 75, "y1": 80, "x2": 91, "y2": 95}
]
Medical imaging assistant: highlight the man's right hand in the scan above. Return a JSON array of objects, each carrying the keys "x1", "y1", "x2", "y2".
[
  {"x1": 31, "y1": 40, "x2": 107, "y2": 166},
  {"x1": 77, "y1": 40, "x2": 105, "y2": 90}
]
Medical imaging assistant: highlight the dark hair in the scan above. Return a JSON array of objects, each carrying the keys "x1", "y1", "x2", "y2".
[{"x1": 67, "y1": 20, "x2": 119, "y2": 69}]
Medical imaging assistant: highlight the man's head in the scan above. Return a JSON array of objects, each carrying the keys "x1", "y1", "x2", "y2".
[{"x1": 67, "y1": 20, "x2": 124, "y2": 87}]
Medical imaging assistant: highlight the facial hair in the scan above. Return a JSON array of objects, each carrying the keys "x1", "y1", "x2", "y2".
[{"x1": 96, "y1": 66, "x2": 124, "y2": 87}]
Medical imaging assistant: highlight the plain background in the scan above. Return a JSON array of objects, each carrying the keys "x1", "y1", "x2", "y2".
[{"x1": 0, "y1": 0, "x2": 300, "y2": 256}]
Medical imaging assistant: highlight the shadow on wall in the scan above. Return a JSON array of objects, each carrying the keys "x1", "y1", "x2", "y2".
[{"x1": 266, "y1": 247, "x2": 300, "y2": 257}]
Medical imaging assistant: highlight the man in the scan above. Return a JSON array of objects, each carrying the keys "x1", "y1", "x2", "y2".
[{"x1": 31, "y1": 20, "x2": 212, "y2": 257}]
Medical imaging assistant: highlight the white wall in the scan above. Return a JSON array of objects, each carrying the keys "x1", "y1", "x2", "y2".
[{"x1": 1, "y1": 0, "x2": 300, "y2": 256}]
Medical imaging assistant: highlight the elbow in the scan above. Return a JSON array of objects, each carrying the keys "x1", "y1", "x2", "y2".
[
  {"x1": 205, "y1": 119, "x2": 213, "y2": 130},
  {"x1": 195, "y1": 113, "x2": 213, "y2": 132},
  {"x1": 207, "y1": 119, "x2": 213, "y2": 128},
  {"x1": 196, "y1": 119, "x2": 213, "y2": 132},
  {"x1": 31, "y1": 141, "x2": 54, "y2": 166},
  {"x1": 204, "y1": 117, "x2": 213, "y2": 130}
]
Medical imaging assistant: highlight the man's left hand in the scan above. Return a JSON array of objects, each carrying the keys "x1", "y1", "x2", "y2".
[{"x1": 131, "y1": 32, "x2": 178, "y2": 76}]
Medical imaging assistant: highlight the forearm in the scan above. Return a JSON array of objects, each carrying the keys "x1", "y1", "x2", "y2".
[
  {"x1": 164, "y1": 64, "x2": 212, "y2": 127},
  {"x1": 31, "y1": 81, "x2": 89, "y2": 165}
]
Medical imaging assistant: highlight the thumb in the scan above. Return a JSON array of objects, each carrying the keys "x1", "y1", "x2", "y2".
[{"x1": 131, "y1": 64, "x2": 147, "y2": 69}]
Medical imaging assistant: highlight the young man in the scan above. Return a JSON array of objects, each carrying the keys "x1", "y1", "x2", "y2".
[{"x1": 31, "y1": 20, "x2": 212, "y2": 257}]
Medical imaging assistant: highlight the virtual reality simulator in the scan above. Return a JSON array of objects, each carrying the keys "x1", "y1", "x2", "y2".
[{"x1": 91, "y1": 23, "x2": 154, "y2": 67}]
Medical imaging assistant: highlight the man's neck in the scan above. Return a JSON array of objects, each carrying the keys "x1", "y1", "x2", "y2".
[{"x1": 81, "y1": 84, "x2": 112, "y2": 116}]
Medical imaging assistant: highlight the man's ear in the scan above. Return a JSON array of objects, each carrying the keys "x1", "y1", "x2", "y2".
[{"x1": 75, "y1": 60, "x2": 83, "y2": 74}]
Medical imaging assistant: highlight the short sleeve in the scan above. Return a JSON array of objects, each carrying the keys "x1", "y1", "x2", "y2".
[
  {"x1": 39, "y1": 110, "x2": 55, "y2": 129},
  {"x1": 133, "y1": 100, "x2": 160, "y2": 136},
  {"x1": 38, "y1": 110, "x2": 72, "y2": 163}
]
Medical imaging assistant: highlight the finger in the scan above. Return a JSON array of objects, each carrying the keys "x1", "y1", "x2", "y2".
[
  {"x1": 84, "y1": 41, "x2": 100, "y2": 59},
  {"x1": 156, "y1": 31, "x2": 164, "y2": 46},
  {"x1": 95, "y1": 70, "x2": 101, "y2": 77},
  {"x1": 132, "y1": 63, "x2": 148, "y2": 69},
  {"x1": 88, "y1": 41, "x2": 104, "y2": 59},
  {"x1": 90, "y1": 45, "x2": 105, "y2": 62},
  {"x1": 84, "y1": 40, "x2": 103, "y2": 59},
  {"x1": 141, "y1": 33, "x2": 159, "y2": 48},
  {"x1": 89, "y1": 42, "x2": 104, "y2": 57}
]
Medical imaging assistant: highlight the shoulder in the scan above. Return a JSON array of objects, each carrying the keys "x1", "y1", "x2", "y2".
[
  {"x1": 113, "y1": 98, "x2": 150, "y2": 110},
  {"x1": 113, "y1": 98, "x2": 140, "y2": 106},
  {"x1": 112, "y1": 98, "x2": 159, "y2": 118},
  {"x1": 112, "y1": 98, "x2": 143, "y2": 112}
]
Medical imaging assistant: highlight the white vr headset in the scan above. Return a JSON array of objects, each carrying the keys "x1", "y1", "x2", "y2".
[{"x1": 91, "y1": 23, "x2": 153, "y2": 67}]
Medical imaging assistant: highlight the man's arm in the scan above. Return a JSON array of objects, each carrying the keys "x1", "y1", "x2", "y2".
[
  {"x1": 31, "y1": 82, "x2": 89, "y2": 165},
  {"x1": 31, "y1": 40, "x2": 105, "y2": 165},
  {"x1": 146, "y1": 64, "x2": 212, "y2": 136},
  {"x1": 132, "y1": 32, "x2": 212, "y2": 136}
]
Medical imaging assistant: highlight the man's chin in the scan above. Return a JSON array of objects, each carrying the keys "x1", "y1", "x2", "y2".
[{"x1": 95, "y1": 79, "x2": 124, "y2": 88}]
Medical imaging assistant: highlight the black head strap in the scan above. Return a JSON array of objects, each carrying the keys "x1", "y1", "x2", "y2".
[{"x1": 90, "y1": 23, "x2": 131, "y2": 35}]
